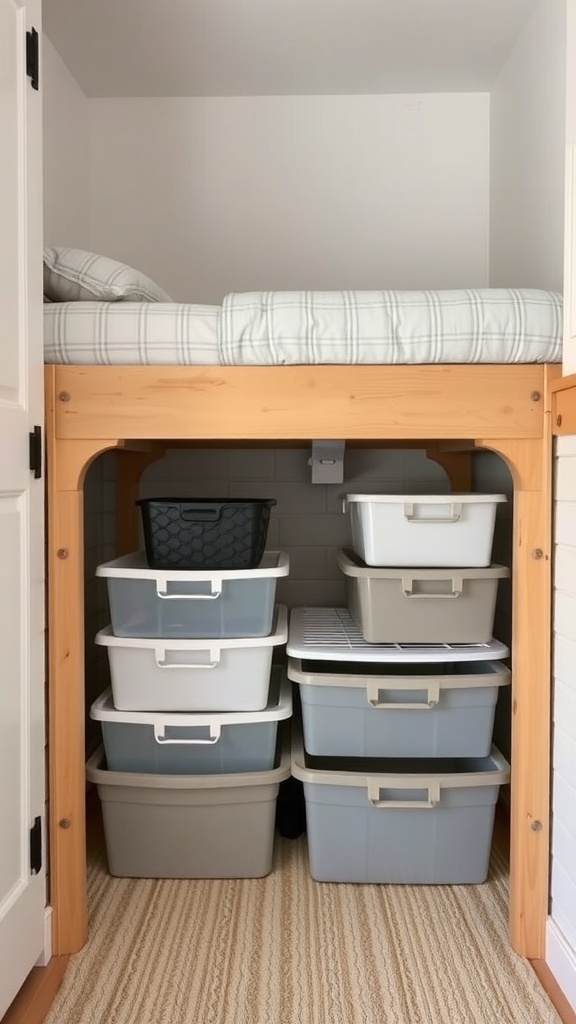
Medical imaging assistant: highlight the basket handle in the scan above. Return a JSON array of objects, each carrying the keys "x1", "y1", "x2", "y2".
[
  {"x1": 403, "y1": 501, "x2": 462, "y2": 523},
  {"x1": 153, "y1": 723, "x2": 222, "y2": 745},
  {"x1": 366, "y1": 680, "x2": 440, "y2": 709},
  {"x1": 367, "y1": 780, "x2": 441, "y2": 809},
  {"x1": 153, "y1": 648, "x2": 221, "y2": 670},
  {"x1": 401, "y1": 575, "x2": 463, "y2": 599},
  {"x1": 155, "y1": 580, "x2": 222, "y2": 601}
]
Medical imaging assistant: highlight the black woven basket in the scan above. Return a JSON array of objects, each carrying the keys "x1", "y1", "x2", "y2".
[{"x1": 137, "y1": 497, "x2": 276, "y2": 569}]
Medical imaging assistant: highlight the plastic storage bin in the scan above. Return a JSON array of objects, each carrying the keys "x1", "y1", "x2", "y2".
[
  {"x1": 291, "y1": 726, "x2": 510, "y2": 884},
  {"x1": 95, "y1": 605, "x2": 288, "y2": 712},
  {"x1": 288, "y1": 657, "x2": 510, "y2": 758},
  {"x1": 287, "y1": 606, "x2": 510, "y2": 664},
  {"x1": 137, "y1": 497, "x2": 276, "y2": 569},
  {"x1": 86, "y1": 729, "x2": 291, "y2": 878},
  {"x1": 96, "y1": 550, "x2": 289, "y2": 639},
  {"x1": 90, "y1": 667, "x2": 292, "y2": 774},
  {"x1": 337, "y1": 550, "x2": 509, "y2": 644},
  {"x1": 344, "y1": 493, "x2": 507, "y2": 567}
]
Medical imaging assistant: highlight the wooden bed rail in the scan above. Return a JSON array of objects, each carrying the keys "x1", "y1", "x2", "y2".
[{"x1": 45, "y1": 362, "x2": 560, "y2": 960}]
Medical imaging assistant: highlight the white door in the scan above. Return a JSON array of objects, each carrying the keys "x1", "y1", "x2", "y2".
[{"x1": 0, "y1": 0, "x2": 46, "y2": 1016}]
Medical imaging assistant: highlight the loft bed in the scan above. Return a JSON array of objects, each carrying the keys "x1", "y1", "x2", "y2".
[{"x1": 43, "y1": 268, "x2": 563, "y2": 962}]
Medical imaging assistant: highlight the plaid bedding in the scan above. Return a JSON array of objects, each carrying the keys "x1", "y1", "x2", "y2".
[
  {"x1": 43, "y1": 302, "x2": 220, "y2": 365},
  {"x1": 44, "y1": 288, "x2": 563, "y2": 366},
  {"x1": 219, "y1": 288, "x2": 563, "y2": 365}
]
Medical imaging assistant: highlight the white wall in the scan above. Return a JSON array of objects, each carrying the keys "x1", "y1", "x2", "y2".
[
  {"x1": 548, "y1": 436, "x2": 576, "y2": 1011},
  {"x1": 42, "y1": 36, "x2": 90, "y2": 247},
  {"x1": 489, "y1": 0, "x2": 566, "y2": 291},
  {"x1": 87, "y1": 94, "x2": 490, "y2": 302}
]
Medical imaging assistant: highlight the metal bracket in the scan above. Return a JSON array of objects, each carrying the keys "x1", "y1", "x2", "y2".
[{"x1": 309, "y1": 440, "x2": 345, "y2": 484}]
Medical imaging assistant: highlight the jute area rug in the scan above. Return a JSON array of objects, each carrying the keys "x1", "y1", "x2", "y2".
[{"x1": 44, "y1": 834, "x2": 561, "y2": 1024}]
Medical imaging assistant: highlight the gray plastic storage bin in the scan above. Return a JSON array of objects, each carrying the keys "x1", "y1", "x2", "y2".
[
  {"x1": 96, "y1": 605, "x2": 288, "y2": 712},
  {"x1": 344, "y1": 493, "x2": 507, "y2": 568},
  {"x1": 96, "y1": 550, "x2": 289, "y2": 639},
  {"x1": 90, "y1": 668, "x2": 292, "y2": 774},
  {"x1": 86, "y1": 730, "x2": 291, "y2": 878},
  {"x1": 291, "y1": 727, "x2": 510, "y2": 884},
  {"x1": 337, "y1": 550, "x2": 509, "y2": 644},
  {"x1": 288, "y1": 657, "x2": 510, "y2": 758}
]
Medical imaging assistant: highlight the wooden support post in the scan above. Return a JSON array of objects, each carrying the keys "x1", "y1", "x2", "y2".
[
  {"x1": 477, "y1": 435, "x2": 552, "y2": 959},
  {"x1": 45, "y1": 366, "x2": 124, "y2": 955}
]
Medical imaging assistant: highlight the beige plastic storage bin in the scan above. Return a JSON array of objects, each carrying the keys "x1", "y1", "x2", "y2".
[
  {"x1": 86, "y1": 729, "x2": 291, "y2": 878},
  {"x1": 344, "y1": 493, "x2": 507, "y2": 567},
  {"x1": 337, "y1": 550, "x2": 509, "y2": 644}
]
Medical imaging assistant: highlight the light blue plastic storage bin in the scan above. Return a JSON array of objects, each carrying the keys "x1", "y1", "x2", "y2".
[
  {"x1": 291, "y1": 725, "x2": 510, "y2": 884},
  {"x1": 96, "y1": 550, "x2": 289, "y2": 638},
  {"x1": 90, "y1": 668, "x2": 292, "y2": 774},
  {"x1": 288, "y1": 656, "x2": 510, "y2": 758}
]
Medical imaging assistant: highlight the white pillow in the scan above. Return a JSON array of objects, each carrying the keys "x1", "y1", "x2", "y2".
[{"x1": 43, "y1": 247, "x2": 173, "y2": 302}]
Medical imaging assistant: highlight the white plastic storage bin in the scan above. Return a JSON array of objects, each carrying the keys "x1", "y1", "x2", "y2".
[
  {"x1": 291, "y1": 726, "x2": 510, "y2": 884},
  {"x1": 90, "y1": 667, "x2": 292, "y2": 774},
  {"x1": 86, "y1": 730, "x2": 291, "y2": 878},
  {"x1": 337, "y1": 550, "x2": 509, "y2": 644},
  {"x1": 96, "y1": 550, "x2": 289, "y2": 639},
  {"x1": 344, "y1": 493, "x2": 507, "y2": 567},
  {"x1": 288, "y1": 657, "x2": 510, "y2": 758},
  {"x1": 95, "y1": 605, "x2": 288, "y2": 712}
]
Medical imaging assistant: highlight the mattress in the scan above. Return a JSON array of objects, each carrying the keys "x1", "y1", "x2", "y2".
[{"x1": 44, "y1": 288, "x2": 563, "y2": 365}]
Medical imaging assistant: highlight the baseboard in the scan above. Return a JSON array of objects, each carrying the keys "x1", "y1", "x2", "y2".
[
  {"x1": 34, "y1": 909, "x2": 52, "y2": 968},
  {"x1": 541, "y1": 920, "x2": 576, "y2": 1020},
  {"x1": 0, "y1": 956, "x2": 69, "y2": 1024}
]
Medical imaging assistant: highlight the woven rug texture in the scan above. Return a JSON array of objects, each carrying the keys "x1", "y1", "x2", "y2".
[{"x1": 43, "y1": 834, "x2": 561, "y2": 1024}]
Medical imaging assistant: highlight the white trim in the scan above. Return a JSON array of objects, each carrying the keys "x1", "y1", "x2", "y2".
[
  {"x1": 546, "y1": 918, "x2": 576, "y2": 1012},
  {"x1": 34, "y1": 907, "x2": 52, "y2": 967}
]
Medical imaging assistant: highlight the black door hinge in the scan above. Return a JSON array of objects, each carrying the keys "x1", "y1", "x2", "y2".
[
  {"x1": 26, "y1": 28, "x2": 39, "y2": 90},
  {"x1": 29, "y1": 425, "x2": 42, "y2": 478},
  {"x1": 30, "y1": 816, "x2": 42, "y2": 875}
]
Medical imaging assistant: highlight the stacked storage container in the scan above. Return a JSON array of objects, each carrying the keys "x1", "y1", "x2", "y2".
[
  {"x1": 86, "y1": 497, "x2": 292, "y2": 878},
  {"x1": 288, "y1": 493, "x2": 512, "y2": 884}
]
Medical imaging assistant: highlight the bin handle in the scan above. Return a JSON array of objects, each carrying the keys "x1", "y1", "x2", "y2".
[
  {"x1": 155, "y1": 580, "x2": 222, "y2": 601},
  {"x1": 153, "y1": 723, "x2": 222, "y2": 745},
  {"x1": 367, "y1": 780, "x2": 441, "y2": 809},
  {"x1": 366, "y1": 680, "x2": 440, "y2": 709},
  {"x1": 154, "y1": 648, "x2": 221, "y2": 670},
  {"x1": 403, "y1": 501, "x2": 462, "y2": 523},
  {"x1": 401, "y1": 575, "x2": 463, "y2": 599}
]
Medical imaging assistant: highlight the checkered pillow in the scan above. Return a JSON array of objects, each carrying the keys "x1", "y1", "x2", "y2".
[{"x1": 43, "y1": 247, "x2": 172, "y2": 302}]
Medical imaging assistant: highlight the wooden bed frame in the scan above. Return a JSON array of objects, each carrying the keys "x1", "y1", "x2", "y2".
[{"x1": 45, "y1": 361, "x2": 562, "y2": 961}]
